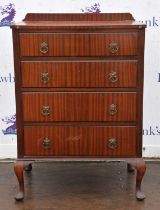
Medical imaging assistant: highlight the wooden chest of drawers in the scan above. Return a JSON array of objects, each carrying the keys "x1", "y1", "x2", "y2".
[{"x1": 11, "y1": 13, "x2": 146, "y2": 201}]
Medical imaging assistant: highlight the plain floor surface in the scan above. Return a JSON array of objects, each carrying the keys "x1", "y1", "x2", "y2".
[{"x1": 0, "y1": 161, "x2": 159, "y2": 210}]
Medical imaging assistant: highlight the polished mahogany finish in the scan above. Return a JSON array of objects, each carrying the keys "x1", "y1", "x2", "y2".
[
  {"x1": 11, "y1": 13, "x2": 146, "y2": 201},
  {"x1": 24, "y1": 126, "x2": 137, "y2": 157},
  {"x1": 19, "y1": 33, "x2": 138, "y2": 56},
  {"x1": 22, "y1": 92, "x2": 137, "y2": 122},
  {"x1": 23, "y1": 13, "x2": 135, "y2": 22},
  {"x1": 21, "y1": 61, "x2": 137, "y2": 88}
]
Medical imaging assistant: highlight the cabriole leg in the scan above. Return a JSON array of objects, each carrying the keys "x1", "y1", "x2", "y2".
[
  {"x1": 135, "y1": 159, "x2": 146, "y2": 200},
  {"x1": 129, "y1": 158, "x2": 146, "y2": 201},
  {"x1": 14, "y1": 161, "x2": 25, "y2": 201}
]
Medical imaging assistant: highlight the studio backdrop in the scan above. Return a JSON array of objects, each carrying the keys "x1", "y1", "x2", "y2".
[{"x1": 0, "y1": 0, "x2": 160, "y2": 158}]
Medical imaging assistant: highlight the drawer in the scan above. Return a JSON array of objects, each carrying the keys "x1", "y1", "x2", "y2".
[
  {"x1": 22, "y1": 92, "x2": 137, "y2": 122},
  {"x1": 21, "y1": 61, "x2": 137, "y2": 88},
  {"x1": 20, "y1": 33, "x2": 138, "y2": 56},
  {"x1": 24, "y1": 126, "x2": 137, "y2": 157}
]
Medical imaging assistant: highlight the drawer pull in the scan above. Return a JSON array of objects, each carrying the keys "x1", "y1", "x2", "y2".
[
  {"x1": 41, "y1": 105, "x2": 50, "y2": 116},
  {"x1": 42, "y1": 137, "x2": 51, "y2": 148},
  {"x1": 108, "y1": 138, "x2": 118, "y2": 149},
  {"x1": 108, "y1": 71, "x2": 118, "y2": 83},
  {"x1": 109, "y1": 104, "x2": 117, "y2": 115},
  {"x1": 41, "y1": 72, "x2": 49, "y2": 84},
  {"x1": 40, "y1": 42, "x2": 48, "y2": 54},
  {"x1": 109, "y1": 42, "x2": 119, "y2": 54}
]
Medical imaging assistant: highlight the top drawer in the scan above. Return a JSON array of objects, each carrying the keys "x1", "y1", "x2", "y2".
[{"x1": 19, "y1": 33, "x2": 138, "y2": 57}]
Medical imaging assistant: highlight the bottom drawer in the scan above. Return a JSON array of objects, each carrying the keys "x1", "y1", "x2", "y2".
[{"x1": 24, "y1": 126, "x2": 137, "y2": 157}]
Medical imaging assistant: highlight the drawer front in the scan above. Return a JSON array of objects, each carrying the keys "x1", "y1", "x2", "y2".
[
  {"x1": 21, "y1": 61, "x2": 137, "y2": 88},
  {"x1": 24, "y1": 126, "x2": 137, "y2": 157},
  {"x1": 23, "y1": 93, "x2": 137, "y2": 122},
  {"x1": 20, "y1": 33, "x2": 138, "y2": 56}
]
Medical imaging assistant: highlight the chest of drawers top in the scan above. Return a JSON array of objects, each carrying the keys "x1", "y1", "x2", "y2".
[{"x1": 11, "y1": 13, "x2": 145, "y2": 29}]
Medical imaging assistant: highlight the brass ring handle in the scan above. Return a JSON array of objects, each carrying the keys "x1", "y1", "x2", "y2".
[
  {"x1": 109, "y1": 104, "x2": 117, "y2": 115},
  {"x1": 41, "y1": 105, "x2": 50, "y2": 116},
  {"x1": 40, "y1": 42, "x2": 48, "y2": 54},
  {"x1": 108, "y1": 71, "x2": 118, "y2": 83},
  {"x1": 41, "y1": 72, "x2": 49, "y2": 84},
  {"x1": 108, "y1": 138, "x2": 118, "y2": 149},
  {"x1": 109, "y1": 42, "x2": 119, "y2": 54},
  {"x1": 42, "y1": 137, "x2": 51, "y2": 149}
]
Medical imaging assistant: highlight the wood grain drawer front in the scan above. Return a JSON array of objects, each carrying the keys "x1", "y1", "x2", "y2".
[
  {"x1": 24, "y1": 126, "x2": 137, "y2": 157},
  {"x1": 20, "y1": 33, "x2": 138, "y2": 56},
  {"x1": 21, "y1": 61, "x2": 137, "y2": 88},
  {"x1": 23, "y1": 93, "x2": 137, "y2": 122}
]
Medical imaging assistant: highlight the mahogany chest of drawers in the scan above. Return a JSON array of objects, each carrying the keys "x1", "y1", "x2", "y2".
[{"x1": 11, "y1": 13, "x2": 146, "y2": 201}]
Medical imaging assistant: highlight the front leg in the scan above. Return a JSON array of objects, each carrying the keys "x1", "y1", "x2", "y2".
[
  {"x1": 130, "y1": 158, "x2": 146, "y2": 200},
  {"x1": 14, "y1": 161, "x2": 25, "y2": 201},
  {"x1": 135, "y1": 159, "x2": 146, "y2": 200}
]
